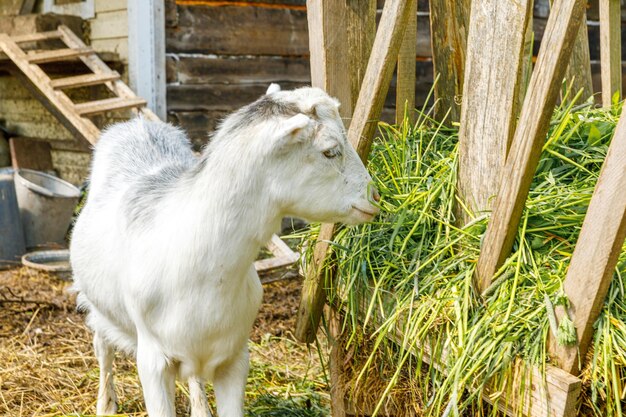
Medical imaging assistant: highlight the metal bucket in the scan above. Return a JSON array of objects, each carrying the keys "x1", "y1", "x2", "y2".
[
  {"x1": 14, "y1": 169, "x2": 80, "y2": 249},
  {"x1": 0, "y1": 168, "x2": 26, "y2": 268}
]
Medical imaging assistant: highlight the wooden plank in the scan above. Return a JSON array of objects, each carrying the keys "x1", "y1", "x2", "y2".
[
  {"x1": 295, "y1": 0, "x2": 415, "y2": 344},
  {"x1": 95, "y1": 0, "x2": 128, "y2": 13},
  {"x1": 0, "y1": 34, "x2": 101, "y2": 145},
  {"x1": 457, "y1": 0, "x2": 533, "y2": 221},
  {"x1": 395, "y1": 0, "x2": 416, "y2": 125},
  {"x1": 170, "y1": 55, "x2": 311, "y2": 85},
  {"x1": 347, "y1": 0, "x2": 377, "y2": 115},
  {"x1": 74, "y1": 97, "x2": 146, "y2": 116},
  {"x1": 51, "y1": 71, "x2": 121, "y2": 89},
  {"x1": 9, "y1": 137, "x2": 53, "y2": 172},
  {"x1": 564, "y1": 13, "x2": 593, "y2": 103},
  {"x1": 306, "y1": 0, "x2": 352, "y2": 117},
  {"x1": 89, "y1": 9, "x2": 129, "y2": 40},
  {"x1": 26, "y1": 47, "x2": 94, "y2": 64},
  {"x1": 265, "y1": 234, "x2": 297, "y2": 259},
  {"x1": 429, "y1": 0, "x2": 470, "y2": 123},
  {"x1": 11, "y1": 30, "x2": 62, "y2": 43},
  {"x1": 167, "y1": 4, "x2": 309, "y2": 56},
  {"x1": 600, "y1": 0, "x2": 621, "y2": 106},
  {"x1": 475, "y1": 0, "x2": 588, "y2": 292},
  {"x1": 549, "y1": 106, "x2": 626, "y2": 375},
  {"x1": 57, "y1": 25, "x2": 160, "y2": 121}
]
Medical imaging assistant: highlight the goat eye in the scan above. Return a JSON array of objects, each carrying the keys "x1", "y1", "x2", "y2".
[{"x1": 323, "y1": 147, "x2": 341, "y2": 159}]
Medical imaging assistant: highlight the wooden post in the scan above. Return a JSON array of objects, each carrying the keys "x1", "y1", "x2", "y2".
[
  {"x1": 396, "y1": 0, "x2": 417, "y2": 125},
  {"x1": 307, "y1": 0, "x2": 352, "y2": 117},
  {"x1": 295, "y1": 0, "x2": 415, "y2": 344},
  {"x1": 565, "y1": 13, "x2": 593, "y2": 103},
  {"x1": 457, "y1": 0, "x2": 533, "y2": 220},
  {"x1": 475, "y1": 0, "x2": 587, "y2": 292},
  {"x1": 549, "y1": 106, "x2": 626, "y2": 375},
  {"x1": 429, "y1": 0, "x2": 470, "y2": 123},
  {"x1": 347, "y1": 0, "x2": 377, "y2": 120},
  {"x1": 600, "y1": 0, "x2": 622, "y2": 107}
]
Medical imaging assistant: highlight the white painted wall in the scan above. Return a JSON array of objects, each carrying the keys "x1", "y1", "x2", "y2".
[{"x1": 127, "y1": 0, "x2": 167, "y2": 120}]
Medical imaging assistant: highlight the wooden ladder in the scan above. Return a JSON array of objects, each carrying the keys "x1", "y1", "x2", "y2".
[
  {"x1": 0, "y1": 25, "x2": 158, "y2": 145},
  {"x1": 0, "y1": 25, "x2": 297, "y2": 274}
]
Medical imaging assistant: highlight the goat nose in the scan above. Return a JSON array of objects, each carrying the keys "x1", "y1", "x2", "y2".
[{"x1": 371, "y1": 188, "x2": 381, "y2": 202}]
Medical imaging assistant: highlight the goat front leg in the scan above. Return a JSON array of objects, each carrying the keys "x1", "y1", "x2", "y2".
[
  {"x1": 189, "y1": 376, "x2": 212, "y2": 417},
  {"x1": 94, "y1": 332, "x2": 117, "y2": 415},
  {"x1": 136, "y1": 337, "x2": 176, "y2": 417},
  {"x1": 214, "y1": 348, "x2": 249, "y2": 417}
]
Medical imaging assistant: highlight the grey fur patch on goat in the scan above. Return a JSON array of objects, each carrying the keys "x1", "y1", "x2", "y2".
[{"x1": 123, "y1": 164, "x2": 189, "y2": 228}]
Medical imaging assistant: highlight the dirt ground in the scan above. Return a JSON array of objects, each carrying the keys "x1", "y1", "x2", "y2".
[{"x1": 0, "y1": 266, "x2": 329, "y2": 416}]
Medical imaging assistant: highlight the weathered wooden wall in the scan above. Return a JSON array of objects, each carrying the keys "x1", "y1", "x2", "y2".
[{"x1": 164, "y1": 0, "x2": 626, "y2": 148}]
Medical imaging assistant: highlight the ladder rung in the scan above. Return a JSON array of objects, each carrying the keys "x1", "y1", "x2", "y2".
[
  {"x1": 50, "y1": 71, "x2": 121, "y2": 89},
  {"x1": 74, "y1": 97, "x2": 146, "y2": 116},
  {"x1": 11, "y1": 30, "x2": 62, "y2": 43},
  {"x1": 27, "y1": 47, "x2": 93, "y2": 64}
]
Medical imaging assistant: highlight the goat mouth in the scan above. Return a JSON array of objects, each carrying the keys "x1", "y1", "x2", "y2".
[{"x1": 351, "y1": 205, "x2": 377, "y2": 217}]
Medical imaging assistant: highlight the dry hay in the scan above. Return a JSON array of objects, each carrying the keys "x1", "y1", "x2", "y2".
[{"x1": 0, "y1": 267, "x2": 328, "y2": 416}]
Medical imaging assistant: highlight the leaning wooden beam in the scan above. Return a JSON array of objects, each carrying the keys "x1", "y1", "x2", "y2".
[
  {"x1": 457, "y1": 0, "x2": 533, "y2": 222},
  {"x1": 600, "y1": 0, "x2": 622, "y2": 107},
  {"x1": 395, "y1": 0, "x2": 416, "y2": 125},
  {"x1": 549, "y1": 105, "x2": 626, "y2": 375},
  {"x1": 475, "y1": 0, "x2": 587, "y2": 291},
  {"x1": 295, "y1": 0, "x2": 415, "y2": 343},
  {"x1": 429, "y1": 0, "x2": 470, "y2": 123}
]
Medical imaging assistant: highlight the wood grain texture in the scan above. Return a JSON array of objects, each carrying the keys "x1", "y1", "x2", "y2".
[
  {"x1": 600, "y1": 0, "x2": 621, "y2": 106},
  {"x1": 395, "y1": 0, "x2": 416, "y2": 124},
  {"x1": 549, "y1": 106, "x2": 626, "y2": 375},
  {"x1": 166, "y1": 4, "x2": 309, "y2": 56},
  {"x1": 294, "y1": 0, "x2": 376, "y2": 344},
  {"x1": 296, "y1": 0, "x2": 410, "y2": 344},
  {"x1": 475, "y1": 0, "x2": 587, "y2": 292},
  {"x1": 0, "y1": 34, "x2": 101, "y2": 144},
  {"x1": 349, "y1": 0, "x2": 415, "y2": 160},
  {"x1": 347, "y1": 0, "x2": 377, "y2": 115},
  {"x1": 564, "y1": 12, "x2": 593, "y2": 103},
  {"x1": 58, "y1": 25, "x2": 159, "y2": 121},
  {"x1": 457, "y1": 0, "x2": 533, "y2": 220},
  {"x1": 306, "y1": 0, "x2": 352, "y2": 115},
  {"x1": 429, "y1": 0, "x2": 470, "y2": 123}
]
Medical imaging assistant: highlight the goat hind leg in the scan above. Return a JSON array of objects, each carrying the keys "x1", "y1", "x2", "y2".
[
  {"x1": 189, "y1": 376, "x2": 212, "y2": 417},
  {"x1": 94, "y1": 332, "x2": 118, "y2": 415},
  {"x1": 214, "y1": 348, "x2": 249, "y2": 417}
]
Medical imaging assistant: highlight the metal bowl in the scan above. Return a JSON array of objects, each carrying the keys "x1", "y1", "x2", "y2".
[{"x1": 22, "y1": 249, "x2": 72, "y2": 281}]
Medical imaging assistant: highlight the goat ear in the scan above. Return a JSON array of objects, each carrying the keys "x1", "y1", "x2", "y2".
[
  {"x1": 266, "y1": 83, "x2": 281, "y2": 94},
  {"x1": 275, "y1": 114, "x2": 314, "y2": 146}
]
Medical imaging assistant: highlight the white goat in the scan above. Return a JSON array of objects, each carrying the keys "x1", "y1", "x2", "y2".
[{"x1": 70, "y1": 85, "x2": 379, "y2": 417}]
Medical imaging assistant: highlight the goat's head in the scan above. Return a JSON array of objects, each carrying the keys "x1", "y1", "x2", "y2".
[{"x1": 234, "y1": 84, "x2": 380, "y2": 225}]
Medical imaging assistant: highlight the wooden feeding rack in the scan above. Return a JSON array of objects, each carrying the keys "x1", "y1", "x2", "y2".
[
  {"x1": 0, "y1": 25, "x2": 297, "y2": 274},
  {"x1": 295, "y1": 0, "x2": 626, "y2": 416}
]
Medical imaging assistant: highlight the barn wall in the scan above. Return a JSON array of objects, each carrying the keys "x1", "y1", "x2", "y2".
[
  {"x1": 165, "y1": 0, "x2": 626, "y2": 149},
  {"x1": 89, "y1": 0, "x2": 129, "y2": 62}
]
